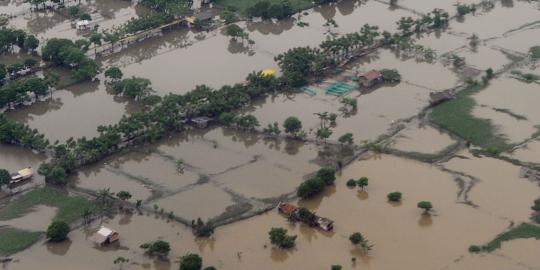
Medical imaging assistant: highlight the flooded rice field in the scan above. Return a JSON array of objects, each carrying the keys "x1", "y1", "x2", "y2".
[
  {"x1": 2, "y1": 0, "x2": 540, "y2": 267},
  {"x1": 7, "y1": 78, "x2": 135, "y2": 142},
  {"x1": 7, "y1": 154, "x2": 536, "y2": 270},
  {"x1": 471, "y1": 75, "x2": 540, "y2": 144}
]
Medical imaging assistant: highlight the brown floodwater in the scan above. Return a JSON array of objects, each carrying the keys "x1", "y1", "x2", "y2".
[
  {"x1": 415, "y1": 31, "x2": 468, "y2": 55},
  {"x1": 8, "y1": 0, "x2": 148, "y2": 42},
  {"x1": 449, "y1": 0, "x2": 540, "y2": 39},
  {"x1": 471, "y1": 75, "x2": 540, "y2": 144},
  {"x1": 493, "y1": 27, "x2": 540, "y2": 53},
  {"x1": 442, "y1": 150, "x2": 539, "y2": 222},
  {"x1": 507, "y1": 139, "x2": 540, "y2": 165},
  {"x1": 0, "y1": 144, "x2": 47, "y2": 195},
  {"x1": 453, "y1": 45, "x2": 512, "y2": 71},
  {"x1": 390, "y1": 121, "x2": 456, "y2": 154},
  {"x1": 397, "y1": 0, "x2": 479, "y2": 15},
  {"x1": 7, "y1": 78, "x2": 135, "y2": 142},
  {"x1": 0, "y1": 0, "x2": 31, "y2": 16},
  {"x1": 105, "y1": 0, "x2": 416, "y2": 95},
  {"x1": 0, "y1": 205, "x2": 56, "y2": 231},
  {"x1": 8, "y1": 154, "x2": 528, "y2": 270}
]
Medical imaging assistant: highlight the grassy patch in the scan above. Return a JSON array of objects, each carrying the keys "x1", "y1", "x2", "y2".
[
  {"x1": 481, "y1": 223, "x2": 540, "y2": 252},
  {"x1": 214, "y1": 0, "x2": 314, "y2": 14},
  {"x1": 0, "y1": 187, "x2": 97, "y2": 224},
  {"x1": 0, "y1": 227, "x2": 42, "y2": 256},
  {"x1": 429, "y1": 83, "x2": 512, "y2": 153}
]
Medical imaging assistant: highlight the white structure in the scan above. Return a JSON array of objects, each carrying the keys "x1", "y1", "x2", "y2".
[
  {"x1": 90, "y1": 227, "x2": 120, "y2": 246},
  {"x1": 76, "y1": 20, "x2": 90, "y2": 30}
]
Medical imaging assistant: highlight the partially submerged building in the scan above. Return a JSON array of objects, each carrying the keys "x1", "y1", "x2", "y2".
[
  {"x1": 90, "y1": 227, "x2": 120, "y2": 246},
  {"x1": 359, "y1": 69, "x2": 383, "y2": 87},
  {"x1": 190, "y1": 116, "x2": 213, "y2": 128},
  {"x1": 277, "y1": 202, "x2": 334, "y2": 231}
]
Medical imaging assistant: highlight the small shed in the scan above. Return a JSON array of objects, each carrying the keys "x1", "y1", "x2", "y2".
[
  {"x1": 277, "y1": 202, "x2": 298, "y2": 216},
  {"x1": 76, "y1": 20, "x2": 90, "y2": 30},
  {"x1": 191, "y1": 117, "x2": 212, "y2": 128},
  {"x1": 359, "y1": 69, "x2": 383, "y2": 87},
  {"x1": 315, "y1": 216, "x2": 334, "y2": 231},
  {"x1": 91, "y1": 227, "x2": 119, "y2": 246}
]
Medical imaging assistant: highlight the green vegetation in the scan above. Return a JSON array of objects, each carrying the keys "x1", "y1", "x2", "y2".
[
  {"x1": 480, "y1": 223, "x2": 540, "y2": 252},
  {"x1": 456, "y1": 4, "x2": 476, "y2": 16},
  {"x1": 357, "y1": 177, "x2": 368, "y2": 190},
  {"x1": 0, "y1": 227, "x2": 42, "y2": 255},
  {"x1": 338, "y1": 133, "x2": 354, "y2": 147},
  {"x1": 531, "y1": 198, "x2": 540, "y2": 224},
  {"x1": 346, "y1": 179, "x2": 357, "y2": 187},
  {"x1": 429, "y1": 83, "x2": 511, "y2": 153},
  {"x1": 246, "y1": 0, "x2": 294, "y2": 19},
  {"x1": 0, "y1": 114, "x2": 50, "y2": 152},
  {"x1": 215, "y1": 0, "x2": 312, "y2": 15},
  {"x1": 0, "y1": 168, "x2": 10, "y2": 189},
  {"x1": 0, "y1": 187, "x2": 97, "y2": 224},
  {"x1": 417, "y1": 201, "x2": 433, "y2": 213},
  {"x1": 468, "y1": 245, "x2": 481, "y2": 253},
  {"x1": 297, "y1": 167, "x2": 336, "y2": 199},
  {"x1": 380, "y1": 69, "x2": 401, "y2": 82},
  {"x1": 180, "y1": 253, "x2": 203, "y2": 270},
  {"x1": 192, "y1": 218, "x2": 214, "y2": 237},
  {"x1": 331, "y1": 265, "x2": 342, "y2": 270},
  {"x1": 269, "y1": 227, "x2": 297, "y2": 248},
  {"x1": 41, "y1": 38, "x2": 99, "y2": 81},
  {"x1": 349, "y1": 232, "x2": 373, "y2": 252},
  {"x1": 140, "y1": 240, "x2": 171, "y2": 258},
  {"x1": 283, "y1": 116, "x2": 303, "y2": 138},
  {"x1": 0, "y1": 28, "x2": 39, "y2": 54},
  {"x1": 46, "y1": 221, "x2": 70, "y2": 242},
  {"x1": 387, "y1": 192, "x2": 402, "y2": 202},
  {"x1": 112, "y1": 77, "x2": 154, "y2": 101},
  {"x1": 0, "y1": 77, "x2": 53, "y2": 109},
  {"x1": 510, "y1": 70, "x2": 540, "y2": 84},
  {"x1": 529, "y1": 46, "x2": 540, "y2": 59}
]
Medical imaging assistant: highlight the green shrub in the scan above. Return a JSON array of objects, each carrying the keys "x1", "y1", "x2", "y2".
[
  {"x1": 346, "y1": 179, "x2": 357, "y2": 187},
  {"x1": 387, "y1": 192, "x2": 402, "y2": 202}
]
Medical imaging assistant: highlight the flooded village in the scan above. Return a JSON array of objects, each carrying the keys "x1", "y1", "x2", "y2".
[{"x1": 1, "y1": 0, "x2": 540, "y2": 269}]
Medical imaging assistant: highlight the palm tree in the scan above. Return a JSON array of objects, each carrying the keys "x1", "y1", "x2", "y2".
[{"x1": 81, "y1": 208, "x2": 93, "y2": 225}]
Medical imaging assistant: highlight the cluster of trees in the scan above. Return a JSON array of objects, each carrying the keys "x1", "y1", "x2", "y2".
[
  {"x1": 140, "y1": 0, "x2": 192, "y2": 15},
  {"x1": 224, "y1": 24, "x2": 254, "y2": 46},
  {"x1": 387, "y1": 191, "x2": 402, "y2": 202},
  {"x1": 345, "y1": 177, "x2": 368, "y2": 190},
  {"x1": 380, "y1": 69, "x2": 401, "y2": 82},
  {"x1": 180, "y1": 253, "x2": 216, "y2": 270},
  {"x1": 456, "y1": 4, "x2": 477, "y2": 16},
  {"x1": 320, "y1": 24, "x2": 380, "y2": 61},
  {"x1": 218, "y1": 112, "x2": 260, "y2": 130},
  {"x1": 191, "y1": 218, "x2": 214, "y2": 237},
  {"x1": 246, "y1": 0, "x2": 294, "y2": 19},
  {"x1": 67, "y1": 6, "x2": 92, "y2": 21},
  {"x1": 0, "y1": 168, "x2": 11, "y2": 190},
  {"x1": 46, "y1": 221, "x2": 70, "y2": 242},
  {"x1": 0, "y1": 114, "x2": 49, "y2": 151},
  {"x1": 41, "y1": 38, "x2": 99, "y2": 81},
  {"x1": 531, "y1": 198, "x2": 540, "y2": 224},
  {"x1": 0, "y1": 27, "x2": 39, "y2": 54},
  {"x1": 275, "y1": 46, "x2": 330, "y2": 87},
  {"x1": 395, "y1": 9, "x2": 449, "y2": 36},
  {"x1": 111, "y1": 77, "x2": 154, "y2": 101},
  {"x1": 349, "y1": 232, "x2": 373, "y2": 252},
  {"x1": 140, "y1": 240, "x2": 171, "y2": 259},
  {"x1": 0, "y1": 77, "x2": 52, "y2": 109},
  {"x1": 297, "y1": 167, "x2": 336, "y2": 199},
  {"x1": 269, "y1": 227, "x2": 297, "y2": 248},
  {"x1": 123, "y1": 14, "x2": 174, "y2": 34}
]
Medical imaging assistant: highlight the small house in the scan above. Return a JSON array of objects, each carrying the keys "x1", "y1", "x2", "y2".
[
  {"x1": 91, "y1": 227, "x2": 119, "y2": 246},
  {"x1": 315, "y1": 216, "x2": 334, "y2": 231},
  {"x1": 359, "y1": 69, "x2": 383, "y2": 87},
  {"x1": 190, "y1": 117, "x2": 212, "y2": 128},
  {"x1": 10, "y1": 167, "x2": 33, "y2": 184},
  {"x1": 75, "y1": 20, "x2": 90, "y2": 30},
  {"x1": 278, "y1": 202, "x2": 298, "y2": 216}
]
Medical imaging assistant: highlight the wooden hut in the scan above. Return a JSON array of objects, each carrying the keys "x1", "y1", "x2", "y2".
[
  {"x1": 10, "y1": 167, "x2": 33, "y2": 184},
  {"x1": 90, "y1": 227, "x2": 120, "y2": 246},
  {"x1": 359, "y1": 69, "x2": 383, "y2": 87}
]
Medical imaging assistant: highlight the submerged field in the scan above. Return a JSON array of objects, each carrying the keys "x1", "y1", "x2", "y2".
[{"x1": 1, "y1": 0, "x2": 540, "y2": 268}]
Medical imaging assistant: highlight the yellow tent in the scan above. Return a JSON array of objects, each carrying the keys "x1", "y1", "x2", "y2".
[{"x1": 260, "y1": 68, "x2": 276, "y2": 77}]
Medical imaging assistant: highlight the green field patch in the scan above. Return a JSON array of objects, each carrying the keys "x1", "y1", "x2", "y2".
[{"x1": 0, "y1": 227, "x2": 42, "y2": 256}]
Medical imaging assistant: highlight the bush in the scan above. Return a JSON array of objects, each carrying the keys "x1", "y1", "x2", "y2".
[
  {"x1": 140, "y1": 240, "x2": 170, "y2": 258},
  {"x1": 346, "y1": 179, "x2": 357, "y2": 187},
  {"x1": 468, "y1": 245, "x2": 481, "y2": 253},
  {"x1": 349, "y1": 232, "x2": 364, "y2": 245},
  {"x1": 387, "y1": 192, "x2": 402, "y2": 202},
  {"x1": 180, "y1": 253, "x2": 203, "y2": 270},
  {"x1": 331, "y1": 265, "x2": 342, "y2": 270},
  {"x1": 297, "y1": 176, "x2": 326, "y2": 199},
  {"x1": 269, "y1": 227, "x2": 297, "y2": 249},
  {"x1": 46, "y1": 221, "x2": 70, "y2": 242},
  {"x1": 380, "y1": 69, "x2": 401, "y2": 82},
  {"x1": 417, "y1": 201, "x2": 433, "y2": 213},
  {"x1": 316, "y1": 167, "x2": 336, "y2": 185}
]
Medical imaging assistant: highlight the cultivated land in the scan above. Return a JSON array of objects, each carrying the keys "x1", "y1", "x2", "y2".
[{"x1": 1, "y1": 0, "x2": 540, "y2": 269}]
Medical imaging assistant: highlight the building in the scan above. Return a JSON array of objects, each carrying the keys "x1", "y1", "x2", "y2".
[
  {"x1": 10, "y1": 167, "x2": 33, "y2": 184},
  {"x1": 315, "y1": 216, "x2": 334, "y2": 231},
  {"x1": 277, "y1": 202, "x2": 334, "y2": 231},
  {"x1": 278, "y1": 202, "x2": 298, "y2": 216},
  {"x1": 90, "y1": 227, "x2": 120, "y2": 246},
  {"x1": 359, "y1": 69, "x2": 383, "y2": 87},
  {"x1": 190, "y1": 117, "x2": 213, "y2": 128},
  {"x1": 75, "y1": 20, "x2": 90, "y2": 30}
]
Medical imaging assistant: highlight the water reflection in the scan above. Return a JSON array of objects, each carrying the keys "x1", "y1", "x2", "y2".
[
  {"x1": 418, "y1": 214, "x2": 433, "y2": 227},
  {"x1": 46, "y1": 239, "x2": 72, "y2": 256}
]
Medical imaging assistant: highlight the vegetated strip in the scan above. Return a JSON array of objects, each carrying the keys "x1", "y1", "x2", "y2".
[
  {"x1": 0, "y1": 186, "x2": 97, "y2": 224},
  {"x1": 429, "y1": 83, "x2": 512, "y2": 154},
  {"x1": 481, "y1": 223, "x2": 540, "y2": 252},
  {"x1": 0, "y1": 227, "x2": 42, "y2": 256}
]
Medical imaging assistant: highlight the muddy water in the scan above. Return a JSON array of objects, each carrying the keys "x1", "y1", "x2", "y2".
[
  {"x1": 7, "y1": 154, "x2": 522, "y2": 270},
  {"x1": 453, "y1": 45, "x2": 512, "y2": 71},
  {"x1": 9, "y1": 0, "x2": 148, "y2": 41},
  {"x1": 492, "y1": 27, "x2": 540, "y2": 53},
  {"x1": 442, "y1": 150, "x2": 540, "y2": 222},
  {"x1": 0, "y1": 144, "x2": 47, "y2": 194},
  {"x1": 73, "y1": 164, "x2": 155, "y2": 201},
  {"x1": 155, "y1": 184, "x2": 235, "y2": 221},
  {"x1": 471, "y1": 76, "x2": 540, "y2": 144},
  {"x1": 493, "y1": 239, "x2": 540, "y2": 269},
  {"x1": 390, "y1": 122, "x2": 456, "y2": 154},
  {"x1": 0, "y1": 205, "x2": 56, "y2": 231},
  {"x1": 106, "y1": 0, "x2": 416, "y2": 95},
  {"x1": 449, "y1": 1, "x2": 540, "y2": 38},
  {"x1": 7, "y1": 78, "x2": 135, "y2": 142},
  {"x1": 508, "y1": 139, "x2": 540, "y2": 164},
  {"x1": 1, "y1": 0, "x2": 31, "y2": 16},
  {"x1": 415, "y1": 31, "x2": 467, "y2": 54},
  {"x1": 397, "y1": 0, "x2": 478, "y2": 15}
]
